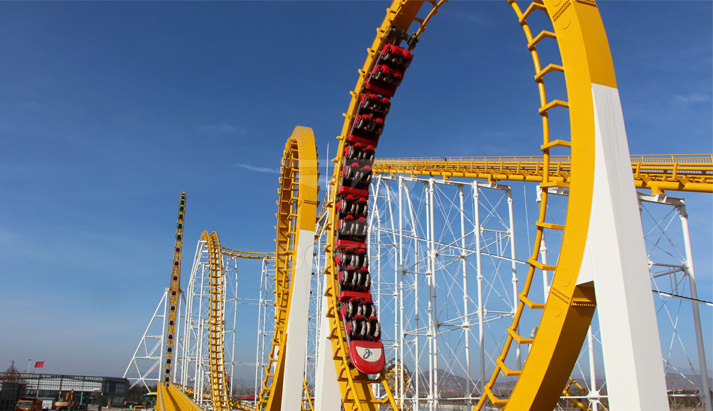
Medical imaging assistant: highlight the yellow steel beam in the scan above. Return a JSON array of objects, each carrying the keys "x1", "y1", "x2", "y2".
[
  {"x1": 221, "y1": 248, "x2": 276, "y2": 260},
  {"x1": 162, "y1": 192, "x2": 186, "y2": 385},
  {"x1": 373, "y1": 154, "x2": 713, "y2": 194}
]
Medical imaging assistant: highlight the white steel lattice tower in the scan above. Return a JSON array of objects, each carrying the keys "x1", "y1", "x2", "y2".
[
  {"x1": 176, "y1": 239, "x2": 268, "y2": 408},
  {"x1": 366, "y1": 175, "x2": 521, "y2": 411},
  {"x1": 327, "y1": 175, "x2": 711, "y2": 411},
  {"x1": 124, "y1": 288, "x2": 185, "y2": 390}
]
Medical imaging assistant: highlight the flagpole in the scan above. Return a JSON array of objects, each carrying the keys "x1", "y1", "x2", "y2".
[{"x1": 27, "y1": 359, "x2": 31, "y2": 373}]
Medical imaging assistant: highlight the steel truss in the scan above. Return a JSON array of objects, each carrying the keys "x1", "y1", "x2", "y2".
[
  {"x1": 351, "y1": 174, "x2": 523, "y2": 410},
  {"x1": 124, "y1": 288, "x2": 185, "y2": 390},
  {"x1": 345, "y1": 177, "x2": 711, "y2": 411},
  {"x1": 538, "y1": 188, "x2": 712, "y2": 411},
  {"x1": 176, "y1": 239, "x2": 268, "y2": 409}
]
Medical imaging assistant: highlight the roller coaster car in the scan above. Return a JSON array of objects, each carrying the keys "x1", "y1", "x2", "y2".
[
  {"x1": 344, "y1": 143, "x2": 375, "y2": 163},
  {"x1": 337, "y1": 185, "x2": 369, "y2": 199},
  {"x1": 348, "y1": 339, "x2": 385, "y2": 374},
  {"x1": 334, "y1": 247, "x2": 367, "y2": 266},
  {"x1": 358, "y1": 93, "x2": 391, "y2": 117},
  {"x1": 338, "y1": 266, "x2": 371, "y2": 292},
  {"x1": 341, "y1": 162, "x2": 372, "y2": 190},
  {"x1": 341, "y1": 298, "x2": 384, "y2": 374},
  {"x1": 352, "y1": 114, "x2": 385, "y2": 138},
  {"x1": 337, "y1": 194, "x2": 369, "y2": 218},
  {"x1": 338, "y1": 214, "x2": 367, "y2": 236},
  {"x1": 365, "y1": 64, "x2": 404, "y2": 97},
  {"x1": 346, "y1": 133, "x2": 381, "y2": 149},
  {"x1": 379, "y1": 44, "x2": 413, "y2": 69}
]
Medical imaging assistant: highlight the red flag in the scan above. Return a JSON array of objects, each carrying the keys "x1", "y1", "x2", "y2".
[{"x1": 34, "y1": 361, "x2": 44, "y2": 368}]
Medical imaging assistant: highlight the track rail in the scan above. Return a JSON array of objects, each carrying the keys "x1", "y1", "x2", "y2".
[
  {"x1": 258, "y1": 127, "x2": 319, "y2": 411},
  {"x1": 221, "y1": 248, "x2": 276, "y2": 260},
  {"x1": 202, "y1": 231, "x2": 231, "y2": 411},
  {"x1": 373, "y1": 154, "x2": 713, "y2": 194},
  {"x1": 323, "y1": 1, "x2": 440, "y2": 409},
  {"x1": 157, "y1": 383, "x2": 204, "y2": 411}
]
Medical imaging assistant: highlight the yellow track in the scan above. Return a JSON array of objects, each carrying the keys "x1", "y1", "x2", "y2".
[
  {"x1": 222, "y1": 248, "x2": 276, "y2": 260},
  {"x1": 157, "y1": 383, "x2": 204, "y2": 411},
  {"x1": 202, "y1": 231, "x2": 231, "y2": 411},
  {"x1": 324, "y1": 0, "x2": 629, "y2": 409},
  {"x1": 258, "y1": 126, "x2": 319, "y2": 411},
  {"x1": 373, "y1": 154, "x2": 713, "y2": 194},
  {"x1": 323, "y1": 2, "x2": 444, "y2": 408}
]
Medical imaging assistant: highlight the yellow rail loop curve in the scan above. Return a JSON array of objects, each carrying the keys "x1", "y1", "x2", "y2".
[
  {"x1": 258, "y1": 126, "x2": 319, "y2": 411},
  {"x1": 324, "y1": 0, "x2": 631, "y2": 410},
  {"x1": 202, "y1": 231, "x2": 231, "y2": 411}
]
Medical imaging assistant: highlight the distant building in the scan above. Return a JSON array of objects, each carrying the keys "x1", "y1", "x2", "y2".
[{"x1": 0, "y1": 373, "x2": 128, "y2": 408}]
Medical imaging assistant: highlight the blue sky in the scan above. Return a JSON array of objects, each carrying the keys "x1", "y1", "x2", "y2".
[{"x1": 0, "y1": 1, "x2": 710, "y2": 379}]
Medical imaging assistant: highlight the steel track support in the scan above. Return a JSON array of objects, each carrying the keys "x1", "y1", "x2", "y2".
[
  {"x1": 473, "y1": 182, "x2": 485, "y2": 396},
  {"x1": 638, "y1": 193, "x2": 712, "y2": 411},
  {"x1": 459, "y1": 186, "x2": 472, "y2": 403}
]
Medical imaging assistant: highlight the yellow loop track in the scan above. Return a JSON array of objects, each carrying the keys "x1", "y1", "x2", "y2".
[
  {"x1": 258, "y1": 126, "x2": 319, "y2": 411},
  {"x1": 202, "y1": 231, "x2": 231, "y2": 411},
  {"x1": 324, "y1": 0, "x2": 630, "y2": 410}
]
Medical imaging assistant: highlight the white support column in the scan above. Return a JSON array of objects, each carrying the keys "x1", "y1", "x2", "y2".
[
  {"x1": 507, "y1": 189, "x2": 521, "y2": 369},
  {"x1": 577, "y1": 84, "x2": 668, "y2": 410},
  {"x1": 473, "y1": 182, "x2": 485, "y2": 394},
  {"x1": 427, "y1": 179, "x2": 439, "y2": 410},
  {"x1": 314, "y1": 288, "x2": 341, "y2": 411},
  {"x1": 405, "y1": 180, "x2": 420, "y2": 411},
  {"x1": 281, "y1": 229, "x2": 316, "y2": 411},
  {"x1": 588, "y1": 327, "x2": 599, "y2": 411},
  {"x1": 459, "y1": 186, "x2": 471, "y2": 401},
  {"x1": 196, "y1": 319, "x2": 205, "y2": 405},
  {"x1": 397, "y1": 177, "x2": 405, "y2": 408},
  {"x1": 678, "y1": 203, "x2": 712, "y2": 411},
  {"x1": 254, "y1": 259, "x2": 267, "y2": 402}
]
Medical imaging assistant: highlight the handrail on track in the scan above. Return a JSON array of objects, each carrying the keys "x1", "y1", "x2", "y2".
[
  {"x1": 221, "y1": 248, "x2": 276, "y2": 260},
  {"x1": 373, "y1": 154, "x2": 713, "y2": 194}
]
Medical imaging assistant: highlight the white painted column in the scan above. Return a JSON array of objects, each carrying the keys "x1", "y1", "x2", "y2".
[
  {"x1": 587, "y1": 327, "x2": 599, "y2": 411},
  {"x1": 313, "y1": 288, "x2": 341, "y2": 411},
  {"x1": 459, "y1": 186, "x2": 471, "y2": 401},
  {"x1": 577, "y1": 84, "x2": 669, "y2": 410},
  {"x1": 281, "y1": 229, "x2": 316, "y2": 411},
  {"x1": 398, "y1": 177, "x2": 405, "y2": 408},
  {"x1": 473, "y1": 183, "x2": 485, "y2": 395},
  {"x1": 679, "y1": 204, "x2": 712, "y2": 411}
]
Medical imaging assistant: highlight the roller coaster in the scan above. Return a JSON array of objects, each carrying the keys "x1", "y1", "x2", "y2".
[{"x1": 124, "y1": 1, "x2": 712, "y2": 410}]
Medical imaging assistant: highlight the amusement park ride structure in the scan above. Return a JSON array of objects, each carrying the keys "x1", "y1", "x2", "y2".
[{"x1": 124, "y1": 1, "x2": 712, "y2": 410}]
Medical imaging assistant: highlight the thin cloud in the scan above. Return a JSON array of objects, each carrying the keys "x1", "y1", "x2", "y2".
[
  {"x1": 198, "y1": 123, "x2": 245, "y2": 134},
  {"x1": 233, "y1": 163, "x2": 280, "y2": 174},
  {"x1": 674, "y1": 93, "x2": 711, "y2": 104}
]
